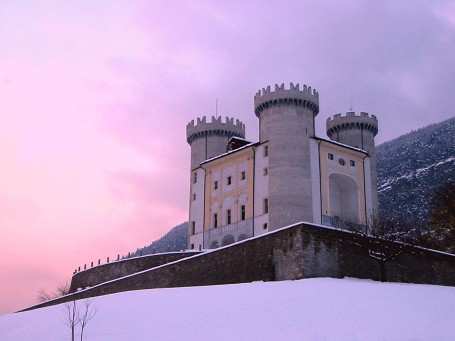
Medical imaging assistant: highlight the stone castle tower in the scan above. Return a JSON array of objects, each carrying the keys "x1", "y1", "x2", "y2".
[
  {"x1": 186, "y1": 116, "x2": 246, "y2": 170},
  {"x1": 326, "y1": 112, "x2": 379, "y2": 216},
  {"x1": 254, "y1": 83, "x2": 319, "y2": 229}
]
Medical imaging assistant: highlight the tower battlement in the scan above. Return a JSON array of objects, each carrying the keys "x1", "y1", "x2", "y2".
[
  {"x1": 254, "y1": 82, "x2": 319, "y2": 116},
  {"x1": 186, "y1": 116, "x2": 246, "y2": 144},
  {"x1": 327, "y1": 111, "x2": 378, "y2": 138}
]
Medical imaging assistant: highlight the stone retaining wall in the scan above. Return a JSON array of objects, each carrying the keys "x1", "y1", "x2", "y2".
[
  {"x1": 69, "y1": 251, "x2": 200, "y2": 292},
  {"x1": 23, "y1": 222, "x2": 455, "y2": 311}
]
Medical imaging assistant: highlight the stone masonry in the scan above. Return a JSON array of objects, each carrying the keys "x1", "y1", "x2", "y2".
[
  {"x1": 254, "y1": 83, "x2": 320, "y2": 229},
  {"x1": 23, "y1": 222, "x2": 455, "y2": 312}
]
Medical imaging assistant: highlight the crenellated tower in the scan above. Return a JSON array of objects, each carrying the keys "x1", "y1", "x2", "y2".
[
  {"x1": 254, "y1": 82, "x2": 320, "y2": 230},
  {"x1": 186, "y1": 115, "x2": 245, "y2": 250},
  {"x1": 326, "y1": 112, "x2": 379, "y2": 218},
  {"x1": 186, "y1": 116, "x2": 246, "y2": 170}
]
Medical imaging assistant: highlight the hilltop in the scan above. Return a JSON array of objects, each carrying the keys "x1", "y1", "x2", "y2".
[{"x1": 1, "y1": 278, "x2": 454, "y2": 340}]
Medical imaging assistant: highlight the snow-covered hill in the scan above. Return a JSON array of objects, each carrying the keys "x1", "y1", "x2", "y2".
[
  {"x1": 1, "y1": 278, "x2": 454, "y2": 341},
  {"x1": 376, "y1": 117, "x2": 455, "y2": 224}
]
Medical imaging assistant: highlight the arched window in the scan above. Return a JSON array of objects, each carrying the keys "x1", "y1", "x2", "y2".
[{"x1": 329, "y1": 173, "x2": 359, "y2": 224}]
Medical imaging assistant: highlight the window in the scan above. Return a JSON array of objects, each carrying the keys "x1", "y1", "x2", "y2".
[
  {"x1": 328, "y1": 153, "x2": 334, "y2": 160},
  {"x1": 263, "y1": 223, "x2": 268, "y2": 230},
  {"x1": 264, "y1": 145, "x2": 269, "y2": 157},
  {"x1": 263, "y1": 198, "x2": 269, "y2": 214},
  {"x1": 227, "y1": 176, "x2": 232, "y2": 185},
  {"x1": 191, "y1": 243, "x2": 194, "y2": 249},
  {"x1": 214, "y1": 181, "x2": 218, "y2": 190},
  {"x1": 339, "y1": 158, "x2": 346, "y2": 166},
  {"x1": 213, "y1": 213, "x2": 218, "y2": 228},
  {"x1": 241, "y1": 171, "x2": 246, "y2": 180},
  {"x1": 191, "y1": 221, "x2": 196, "y2": 235},
  {"x1": 227, "y1": 209, "x2": 231, "y2": 225},
  {"x1": 241, "y1": 205, "x2": 246, "y2": 221},
  {"x1": 350, "y1": 160, "x2": 356, "y2": 167},
  {"x1": 263, "y1": 167, "x2": 268, "y2": 176},
  {"x1": 192, "y1": 193, "x2": 196, "y2": 201}
]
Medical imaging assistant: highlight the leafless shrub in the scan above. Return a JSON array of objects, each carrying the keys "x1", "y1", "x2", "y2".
[
  {"x1": 78, "y1": 300, "x2": 97, "y2": 341},
  {"x1": 65, "y1": 300, "x2": 80, "y2": 341}
]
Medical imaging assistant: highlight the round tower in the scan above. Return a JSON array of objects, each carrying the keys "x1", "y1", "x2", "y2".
[
  {"x1": 186, "y1": 115, "x2": 245, "y2": 170},
  {"x1": 326, "y1": 112, "x2": 379, "y2": 217},
  {"x1": 254, "y1": 82, "x2": 320, "y2": 230}
]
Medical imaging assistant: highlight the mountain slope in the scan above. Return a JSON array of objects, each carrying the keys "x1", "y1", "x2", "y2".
[
  {"x1": 376, "y1": 117, "x2": 455, "y2": 224},
  {"x1": 2, "y1": 279, "x2": 454, "y2": 340},
  {"x1": 130, "y1": 222, "x2": 188, "y2": 257}
]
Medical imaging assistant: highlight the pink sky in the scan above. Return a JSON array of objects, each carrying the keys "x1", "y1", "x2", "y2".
[{"x1": 1, "y1": 0, "x2": 454, "y2": 313}]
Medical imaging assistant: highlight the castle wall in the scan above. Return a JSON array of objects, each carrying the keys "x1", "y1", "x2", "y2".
[
  {"x1": 326, "y1": 112, "x2": 378, "y2": 217},
  {"x1": 260, "y1": 105, "x2": 315, "y2": 229},
  {"x1": 334, "y1": 128, "x2": 378, "y2": 214},
  {"x1": 68, "y1": 252, "x2": 199, "y2": 293},
  {"x1": 319, "y1": 140, "x2": 367, "y2": 227},
  {"x1": 28, "y1": 223, "x2": 455, "y2": 312},
  {"x1": 203, "y1": 146, "x2": 255, "y2": 248},
  {"x1": 189, "y1": 137, "x2": 208, "y2": 170},
  {"x1": 253, "y1": 143, "x2": 270, "y2": 235},
  {"x1": 309, "y1": 139, "x2": 321, "y2": 224},
  {"x1": 189, "y1": 167, "x2": 205, "y2": 250}
]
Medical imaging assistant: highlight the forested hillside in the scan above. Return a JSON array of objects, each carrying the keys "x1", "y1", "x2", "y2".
[{"x1": 376, "y1": 117, "x2": 454, "y2": 224}]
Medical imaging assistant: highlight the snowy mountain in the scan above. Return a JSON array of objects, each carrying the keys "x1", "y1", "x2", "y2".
[
  {"x1": 129, "y1": 222, "x2": 188, "y2": 257},
  {"x1": 1, "y1": 278, "x2": 454, "y2": 340},
  {"x1": 377, "y1": 117, "x2": 455, "y2": 224}
]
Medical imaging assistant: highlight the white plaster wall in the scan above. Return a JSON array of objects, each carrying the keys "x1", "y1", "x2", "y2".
[
  {"x1": 222, "y1": 165, "x2": 235, "y2": 194},
  {"x1": 211, "y1": 170, "x2": 221, "y2": 198},
  {"x1": 254, "y1": 143, "x2": 270, "y2": 235},
  {"x1": 189, "y1": 167, "x2": 205, "y2": 250},
  {"x1": 320, "y1": 142, "x2": 368, "y2": 225},
  {"x1": 238, "y1": 160, "x2": 248, "y2": 189},
  {"x1": 364, "y1": 157, "x2": 374, "y2": 226},
  {"x1": 310, "y1": 139, "x2": 321, "y2": 224},
  {"x1": 222, "y1": 196, "x2": 235, "y2": 226}
]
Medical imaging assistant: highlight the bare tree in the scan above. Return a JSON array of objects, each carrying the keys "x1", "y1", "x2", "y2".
[
  {"x1": 421, "y1": 181, "x2": 455, "y2": 253},
  {"x1": 37, "y1": 289, "x2": 53, "y2": 302},
  {"x1": 78, "y1": 300, "x2": 97, "y2": 341},
  {"x1": 65, "y1": 300, "x2": 80, "y2": 341},
  {"x1": 37, "y1": 282, "x2": 70, "y2": 303},
  {"x1": 56, "y1": 282, "x2": 70, "y2": 296},
  {"x1": 359, "y1": 216, "x2": 410, "y2": 281}
]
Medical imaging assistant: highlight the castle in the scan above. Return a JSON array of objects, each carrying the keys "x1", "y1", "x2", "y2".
[
  {"x1": 187, "y1": 82, "x2": 379, "y2": 250},
  {"x1": 25, "y1": 82, "x2": 455, "y2": 313}
]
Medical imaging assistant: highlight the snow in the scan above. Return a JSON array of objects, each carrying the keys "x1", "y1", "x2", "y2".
[
  {"x1": 1, "y1": 278, "x2": 455, "y2": 341},
  {"x1": 75, "y1": 251, "x2": 200, "y2": 276},
  {"x1": 313, "y1": 136, "x2": 369, "y2": 154},
  {"x1": 200, "y1": 142, "x2": 258, "y2": 165},
  {"x1": 378, "y1": 156, "x2": 455, "y2": 191}
]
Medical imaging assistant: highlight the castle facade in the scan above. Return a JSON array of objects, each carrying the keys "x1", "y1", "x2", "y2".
[{"x1": 187, "y1": 82, "x2": 379, "y2": 250}]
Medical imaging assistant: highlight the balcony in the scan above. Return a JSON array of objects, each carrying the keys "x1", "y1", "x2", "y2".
[
  {"x1": 204, "y1": 219, "x2": 254, "y2": 249},
  {"x1": 322, "y1": 215, "x2": 367, "y2": 233}
]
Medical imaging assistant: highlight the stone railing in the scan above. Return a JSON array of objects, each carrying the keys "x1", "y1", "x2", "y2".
[{"x1": 322, "y1": 215, "x2": 367, "y2": 233}]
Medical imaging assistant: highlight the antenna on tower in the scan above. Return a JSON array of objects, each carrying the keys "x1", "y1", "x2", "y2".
[
  {"x1": 215, "y1": 98, "x2": 219, "y2": 115},
  {"x1": 349, "y1": 95, "x2": 354, "y2": 111}
]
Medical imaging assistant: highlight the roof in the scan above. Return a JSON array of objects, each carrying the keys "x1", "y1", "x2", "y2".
[
  {"x1": 312, "y1": 136, "x2": 369, "y2": 155},
  {"x1": 228, "y1": 136, "x2": 252, "y2": 144},
  {"x1": 200, "y1": 142, "x2": 259, "y2": 165}
]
